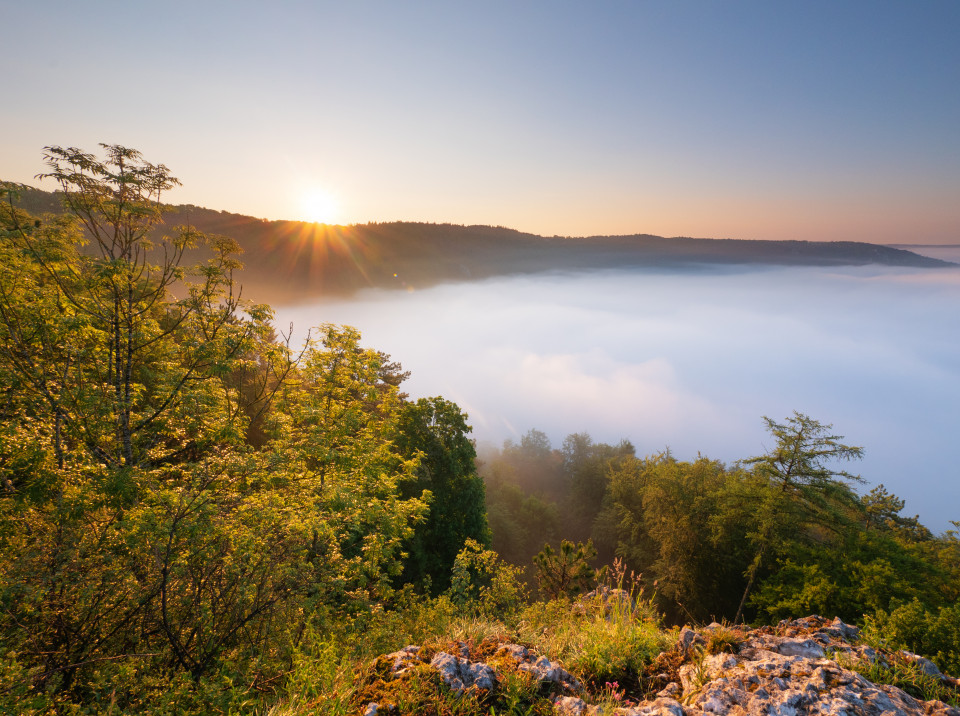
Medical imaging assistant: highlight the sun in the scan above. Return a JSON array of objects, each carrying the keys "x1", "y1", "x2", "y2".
[{"x1": 299, "y1": 186, "x2": 340, "y2": 224}]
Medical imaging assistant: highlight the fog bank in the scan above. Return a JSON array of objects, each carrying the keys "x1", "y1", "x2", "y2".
[{"x1": 274, "y1": 263, "x2": 960, "y2": 533}]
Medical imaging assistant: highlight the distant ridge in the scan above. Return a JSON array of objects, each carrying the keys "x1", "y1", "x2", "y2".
[{"x1": 8, "y1": 184, "x2": 954, "y2": 305}]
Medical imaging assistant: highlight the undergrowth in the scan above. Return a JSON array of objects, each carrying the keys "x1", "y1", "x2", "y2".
[{"x1": 6, "y1": 566, "x2": 957, "y2": 714}]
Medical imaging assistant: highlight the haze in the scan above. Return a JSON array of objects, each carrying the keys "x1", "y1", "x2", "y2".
[
  {"x1": 275, "y1": 258, "x2": 960, "y2": 534},
  {"x1": 3, "y1": 1, "x2": 960, "y2": 242}
]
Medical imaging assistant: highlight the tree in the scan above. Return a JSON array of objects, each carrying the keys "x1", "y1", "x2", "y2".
[
  {"x1": 733, "y1": 412, "x2": 863, "y2": 622},
  {"x1": 0, "y1": 147, "x2": 275, "y2": 692},
  {"x1": 0, "y1": 149, "x2": 437, "y2": 700},
  {"x1": 533, "y1": 539, "x2": 600, "y2": 599},
  {"x1": 483, "y1": 466, "x2": 561, "y2": 568},
  {"x1": 1, "y1": 145, "x2": 255, "y2": 471},
  {"x1": 447, "y1": 539, "x2": 526, "y2": 616},
  {"x1": 498, "y1": 429, "x2": 565, "y2": 499},
  {"x1": 560, "y1": 432, "x2": 634, "y2": 545},
  {"x1": 394, "y1": 396, "x2": 490, "y2": 593},
  {"x1": 266, "y1": 324, "x2": 429, "y2": 606},
  {"x1": 600, "y1": 452, "x2": 751, "y2": 622}
]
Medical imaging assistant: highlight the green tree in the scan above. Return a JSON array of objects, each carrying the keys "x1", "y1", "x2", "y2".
[
  {"x1": 561, "y1": 432, "x2": 634, "y2": 546},
  {"x1": 497, "y1": 429, "x2": 565, "y2": 499},
  {"x1": 0, "y1": 150, "x2": 437, "y2": 702},
  {"x1": 601, "y1": 452, "x2": 751, "y2": 622},
  {"x1": 733, "y1": 412, "x2": 863, "y2": 622},
  {"x1": 448, "y1": 539, "x2": 527, "y2": 616},
  {"x1": 0, "y1": 147, "x2": 272, "y2": 692},
  {"x1": 483, "y1": 466, "x2": 561, "y2": 568},
  {"x1": 533, "y1": 539, "x2": 601, "y2": 599},
  {"x1": 1, "y1": 146, "x2": 255, "y2": 470},
  {"x1": 266, "y1": 324, "x2": 429, "y2": 606},
  {"x1": 394, "y1": 396, "x2": 489, "y2": 593}
]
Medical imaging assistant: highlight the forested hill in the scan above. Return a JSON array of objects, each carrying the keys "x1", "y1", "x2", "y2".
[{"x1": 11, "y1": 184, "x2": 953, "y2": 304}]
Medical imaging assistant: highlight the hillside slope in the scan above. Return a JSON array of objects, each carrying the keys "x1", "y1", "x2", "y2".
[{"x1": 9, "y1": 184, "x2": 953, "y2": 305}]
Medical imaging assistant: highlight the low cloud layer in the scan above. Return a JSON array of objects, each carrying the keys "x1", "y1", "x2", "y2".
[{"x1": 275, "y1": 261, "x2": 960, "y2": 533}]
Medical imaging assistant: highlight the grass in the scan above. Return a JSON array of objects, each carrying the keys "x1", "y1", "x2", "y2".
[
  {"x1": 15, "y1": 567, "x2": 955, "y2": 715},
  {"x1": 704, "y1": 624, "x2": 745, "y2": 655},
  {"x1": 259, "y1": 562, "x2": 675, "y2": 715}
]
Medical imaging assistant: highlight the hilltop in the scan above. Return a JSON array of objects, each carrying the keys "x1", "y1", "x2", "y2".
[{"x1": 9, "y1": 184, "x2": 952, "y2": 305}]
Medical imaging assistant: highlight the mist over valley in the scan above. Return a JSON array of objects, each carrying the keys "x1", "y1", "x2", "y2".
[{"x1": 275, "y1": 259, "x2": 960, "y2": 534}]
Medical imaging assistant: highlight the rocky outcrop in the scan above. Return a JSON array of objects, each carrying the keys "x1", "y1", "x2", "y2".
[
  {"x1": 360, "y1": 617, "x2": 959, "y2": 716},
  {"x1": 558, "y1": 616, "x2": 959, "y2": 716},
  {"x1": 379, "y1": 639, "x2": 581, "y2": 696}
]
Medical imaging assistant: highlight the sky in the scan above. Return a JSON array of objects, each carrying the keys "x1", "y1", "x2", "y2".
[{"x1": 3, "y1": 1, "x2": 960, "y2": 242}]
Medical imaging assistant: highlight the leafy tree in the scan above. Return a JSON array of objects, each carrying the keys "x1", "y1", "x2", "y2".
[
  {"x1": 861, "y1": 484, "x2": 933, "y2": 541},
  {"x1": 480, "y1": 430, "x2": 631, "y2": 570},
  {"x1": 561, "y1": 432, "x2": 634, "y2": 545},
  {"x1": 0, "y1": 149, "x2": 437, "y2": 701},
  {"x1": 394, "y1": 396, "x2": 490, "y2": 593},
  {"x1": 0, "y1": 149, "x2": 272, "y2": 691},
  {"x1": 1, "y1": 146, "x2": 255, "y2": 470},
  {"x1": 601, "y1": 453, "x2": 751, "y2": 622},
  {"x1": 265, "y1": 324, "x2": 429, "y2": 606},
  {"x1": 864, "y1": 599, "x2": 960, "y2": 677},
  {"x1": 448, "y1": 539, "x2": 526, "y2": 616},
  {"x1": 483, "y1": 467, "x2": 561, "y2": 568},
  {"x1": 497, "y1": 428, "x2": 565, "y2": 499}
]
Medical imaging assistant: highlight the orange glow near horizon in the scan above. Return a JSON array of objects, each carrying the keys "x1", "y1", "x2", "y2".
[{"x1": 258, "y1": 221, "x2": 382, "y2": 290}]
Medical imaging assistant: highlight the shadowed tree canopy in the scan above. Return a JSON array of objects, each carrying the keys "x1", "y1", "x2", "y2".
[{"x1": 394, "y1": 396, "x2": 490, "y2": 593}]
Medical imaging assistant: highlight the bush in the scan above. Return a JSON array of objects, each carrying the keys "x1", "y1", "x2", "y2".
[
  {"x1": 863, "y1": 599, "x2": 960, "y2": 678},
  {"x1": 448, "y1": 540, "x2": 528, "y2": 617}
]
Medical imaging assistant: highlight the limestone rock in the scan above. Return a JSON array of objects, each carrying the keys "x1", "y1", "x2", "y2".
[
  {"x1": 519, "y1": 654, "x2": 581, "y2": 692},
  {"x1": 553, "y1": 695, "x2": 591, "y2": 715},
  {"x1": 384, "y1": 645, "x2": 420, "y2": 675},
  {"x1": 429, "y1": 650, "x2": 497, "y2": 693},
  {"x1": 666, "y1": 616, "x2": 960, "y2": 716}
]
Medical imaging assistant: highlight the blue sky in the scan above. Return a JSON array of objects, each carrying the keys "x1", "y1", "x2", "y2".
[{"x1": 4, "y1": 1, "x2": 960, "y2": 241}]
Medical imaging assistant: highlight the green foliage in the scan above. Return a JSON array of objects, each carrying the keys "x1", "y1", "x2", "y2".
[
  {"x1": 265, "y1": 323, "x2": 430, "y2": 607},
  {"x1": 3, "y1": 148, "x2": 959, "y2": 712},
  {"x1": 484, "y1": 471, "x2": 560, "y2": 570},
  {"x1": 703, "y1": 625, "x2": 744, "y2": 655},
  {"x1": 533, "y1": 539, "x2": 600, "y2": 600},
  {"x1": 449, "y1": 540, "x2": 527, "y2": 617},
  {"x1": 560, "y1": 433, "x2": 634, "y2": 547},
  {"x1": 749, "y1": 526, "x2": 944, "y2": 623},
  {"x1": 733, "y1": 412, "x2": 864, "y2": 622},
  {"x1": 1, "y1": 147, "x2": 252, "y2": 471},
  {"x1": 0, "y1": 148, "x2": 443, "y2": 710},
  {"x1": 516, "y1": 573, "x2": 672, "y2": 694},
  {"x1": 480, "y1": 430, "x2": 632, "y2": 574},
  {"x1": 602, "y1": 453, "x2": 751, "y2": 622},
  {"x1": 834, "y1": 648, "x2": 959, "y2": 707},
  {"x1": 395, "y1": 397, "x2": 491, "y2": 593},
  {"x1": 863, "y1": 599, "x2": 960, "y2": 678}
]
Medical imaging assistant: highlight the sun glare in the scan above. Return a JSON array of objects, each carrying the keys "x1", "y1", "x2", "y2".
[{"x1": 300, "y1": 187, "x2": 339, "y2": 224}]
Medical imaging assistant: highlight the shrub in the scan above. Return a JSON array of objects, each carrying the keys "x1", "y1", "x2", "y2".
[
  {"x1": 448, "y1": 540, "x2": 528, "y2": 617},
  {"x1": 863, "y1": 599, "x2": 960, "y2": 678}
]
